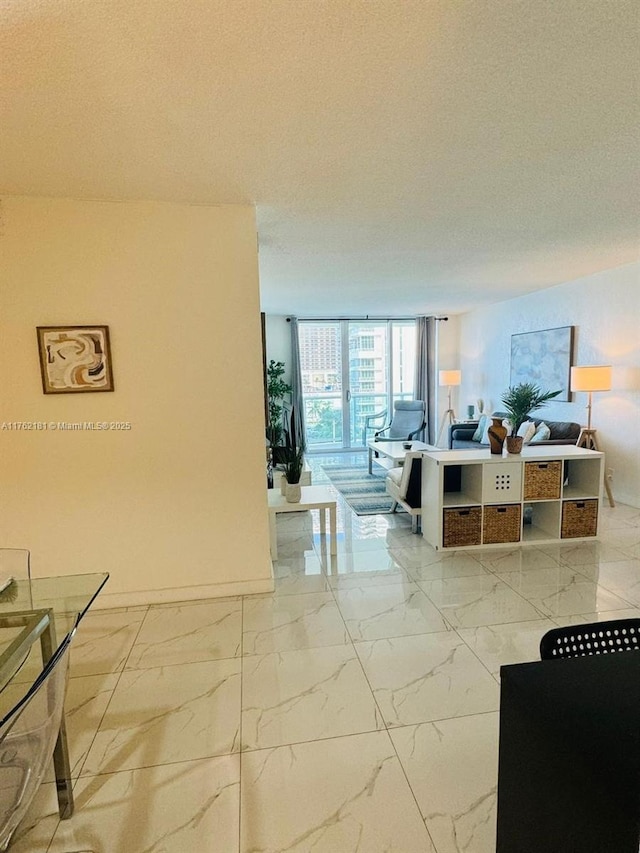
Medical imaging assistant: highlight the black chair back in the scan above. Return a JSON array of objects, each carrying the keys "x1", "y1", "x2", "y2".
[{"x1": 540, "y1": 618, "x2": 640, "y2": 660}]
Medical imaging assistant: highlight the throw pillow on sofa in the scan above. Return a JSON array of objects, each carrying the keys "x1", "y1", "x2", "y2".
[
  {"x1": 517, "y1": 420, "x2": 537, "y2": 444},
  {"x1": 472, "y1": 414, "x2": 490, "y2": 442},
  {"x1": 529, "y1": 421, "x2": 551, "y2": 443},
  {"x1": 479, "y1": 417, "x2": 494, "y2": 445}
]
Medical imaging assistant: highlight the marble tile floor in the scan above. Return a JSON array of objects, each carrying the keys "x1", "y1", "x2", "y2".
[{"x1": 10, "y1": 463, "x2": 640, "y2": 852}]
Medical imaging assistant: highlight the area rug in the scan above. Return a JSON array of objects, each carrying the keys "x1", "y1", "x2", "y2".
[{"x1": 322, "y1": 465, "x2": 396, "y2": 515}]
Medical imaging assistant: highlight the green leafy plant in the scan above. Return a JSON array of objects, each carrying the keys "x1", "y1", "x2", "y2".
[
  {"x1": 266, "y1": 360, "x2": 292, "y2": 448},
  {"x1": 282, "y1": 406, "x2": 306, "y2": 484},
  {"x1": 501, "y1": 382, "x2": 561, "y2": 434}
]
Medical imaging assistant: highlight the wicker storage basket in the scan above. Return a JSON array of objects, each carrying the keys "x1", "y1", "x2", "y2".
[
  {"x1": 523, "y1": 461, "x2": 562, "y2": 501},
  {"x1": 561, "y1": 499, "x2": 598, "y2": 538},
  {"x1": 483, "y1": 504, "x2": 522, "y2": 544},
  {"x1": 443, "y1": 507, "x2": 482, "y2": 547}
]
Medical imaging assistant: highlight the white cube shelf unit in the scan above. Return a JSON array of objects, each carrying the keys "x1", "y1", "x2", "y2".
[{"x1": 421, "y1": 445, "x2": 604, "y2": 550}]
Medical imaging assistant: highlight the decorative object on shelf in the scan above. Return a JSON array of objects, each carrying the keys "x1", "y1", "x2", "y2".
[
  {"x1": 500, "y1": 382, "x2": 562, "y2": 454},
  {"x1": 266, "y1": 360, "x2": 292, "y2": 464},
  {"x1": 487, "y1": 417, "x2": 508, "y2": 455},
  {"x1": 36, "y1": 325, "x2": 114, "y2": 394},
  {"x1": 437, "y1": 369, "x2": 462, "y2": 444},
  {"x1": 510, "y1": 326, "x2": 574, "y2": 401},
  {"x1": 476, "y1": 398, "x2": 485, "y2": 415},
  {"x1": 282, "y1": 406, "x2": 305, "y2": 503},
  {"x1": 506, "y1": 435, "x2": 524, "y2": 454},
  {"x1": 467, "y1": 405, "x2": 475, "y2": 418}
]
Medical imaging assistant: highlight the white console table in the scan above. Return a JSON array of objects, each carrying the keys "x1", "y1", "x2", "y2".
[{"x1": 421, "y1": 445, "x2": 604, "y2": 551}]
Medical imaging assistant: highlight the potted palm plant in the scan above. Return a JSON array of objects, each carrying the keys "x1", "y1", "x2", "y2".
[
  {"x1": 501, "y1": 382, "x2": 561, "y2": 454},
  {"x1": 282, "y1": 406, "x2": 306, "y2": 503}
]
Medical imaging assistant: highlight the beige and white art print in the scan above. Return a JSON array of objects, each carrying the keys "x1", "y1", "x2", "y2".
[{"x1": 37, "y1": 325, "x2": 114, "y2": 393}]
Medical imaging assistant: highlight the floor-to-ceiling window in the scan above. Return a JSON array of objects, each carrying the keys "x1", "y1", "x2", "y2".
[{"x1": 299, "y1": 319, "x2": 416, "y2": 451}]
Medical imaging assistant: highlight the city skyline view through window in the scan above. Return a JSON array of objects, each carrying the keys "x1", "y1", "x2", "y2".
[{"x1": 298, "y1": 320, "x2": 416, "y2": 450}]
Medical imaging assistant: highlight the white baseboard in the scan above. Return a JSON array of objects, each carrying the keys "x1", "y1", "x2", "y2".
[{"x1": 91, "y1": 572, "x2": 275, "y2": 610}]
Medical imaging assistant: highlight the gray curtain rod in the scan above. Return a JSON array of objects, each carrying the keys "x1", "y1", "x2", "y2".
[{"x1": 287, "y1": 316, "x2": 448, "y2": 322}]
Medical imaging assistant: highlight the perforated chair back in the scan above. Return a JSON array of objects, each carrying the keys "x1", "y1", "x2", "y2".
[
  {"x1": 0, "y1": 622, "x2": 76, "y2": 851},
  {"x1": 539, "y1": 619, "x2": 640, "y2": 660}
]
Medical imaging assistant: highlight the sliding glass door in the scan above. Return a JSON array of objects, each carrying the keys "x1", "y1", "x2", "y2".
[{"x1": 299, "y1": 319, "x2": 416, "y2": 451}]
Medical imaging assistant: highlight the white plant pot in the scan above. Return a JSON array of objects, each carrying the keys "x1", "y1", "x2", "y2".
[{"x1": 285, "y1": 482, "x2": 301, "y2": 503}]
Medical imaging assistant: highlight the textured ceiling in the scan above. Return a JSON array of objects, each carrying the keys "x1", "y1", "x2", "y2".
[{"x1": 1, "y1": 0, "x2": 638, "y2": 315}]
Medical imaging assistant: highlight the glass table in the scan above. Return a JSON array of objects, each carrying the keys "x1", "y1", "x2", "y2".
[{"x1": 0, "y1": 572, "x2": 109, "y2": 818}]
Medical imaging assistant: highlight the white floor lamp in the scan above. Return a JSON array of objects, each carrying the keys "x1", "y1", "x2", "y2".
[
  {"x1": 437, "y1": 369, "x2": 461, "y2": 446},
  {"x1": 570, "y1": 364, "x2": 614, "y2": 507}
]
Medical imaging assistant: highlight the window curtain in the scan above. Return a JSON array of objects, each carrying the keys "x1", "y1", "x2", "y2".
[
  {"x1": 414, "y1": 316, "x2": 436, "y2": 444},
  {"x1": 289, "y1": 317, "x2": 306, "y2": 446}
]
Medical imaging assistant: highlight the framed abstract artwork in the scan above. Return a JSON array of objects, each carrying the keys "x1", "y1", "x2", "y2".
[
  {"x1": 510, "y1": 326, "x2": 574, "y2": 401},
  {"x1": 37, "y1": 325, "x2": 115, "y2": 394}
]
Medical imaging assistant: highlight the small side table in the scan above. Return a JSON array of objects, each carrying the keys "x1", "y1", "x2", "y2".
[{"x1": 267, "y1": 486, "x2": 337, "y2": 560}]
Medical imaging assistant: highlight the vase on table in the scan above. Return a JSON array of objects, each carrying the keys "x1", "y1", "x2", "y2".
[
  {"x1": 488, "y1": 417, "x2": 507, "y2": 455},
  {"x1": 285, "y1": 482, "x2": 301, "y2": 503}
]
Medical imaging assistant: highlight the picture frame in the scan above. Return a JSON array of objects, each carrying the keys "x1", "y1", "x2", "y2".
[
  {"x1": 37, "y1": 325, "x2": 115, "y2": 394},
  {"x1": 510, "y1": 325, "x2": 574, "y2": 402}
]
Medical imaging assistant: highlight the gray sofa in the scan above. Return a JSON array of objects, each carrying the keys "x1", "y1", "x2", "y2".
[{"x1": 449, "y1": 417, "x2": 581, "y2": 450}]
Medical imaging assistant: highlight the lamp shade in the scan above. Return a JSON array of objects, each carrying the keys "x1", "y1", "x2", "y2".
[
  {"x1": 439, "y1": 369, "x2": 461, "y2": 387},
  {"x1": 570, "y1": 365, "x2": 612, "y2": 392}
]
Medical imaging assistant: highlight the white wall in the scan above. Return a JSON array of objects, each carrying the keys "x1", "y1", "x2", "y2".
[
  {"x1": 0, "y1": 197, "x2": 273, "y2": 605},
  {"x1": 458, "y1": 264, "x2": 640, "y2": 507},
  {"x1": 264, "y1": 314, "x2": 292, "y2": 383}
]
